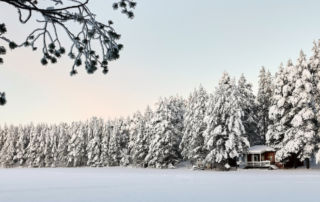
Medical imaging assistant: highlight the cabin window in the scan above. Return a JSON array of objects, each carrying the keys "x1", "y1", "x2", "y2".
[
  {"x1": 253, "y1": 154, "x2": 260, "y2": 161},
  {"x1": 269, "y1": 156, "x2": 273, "y2": 161}
]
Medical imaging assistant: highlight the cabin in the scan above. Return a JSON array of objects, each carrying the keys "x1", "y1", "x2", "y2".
[{"x1": 245, "y1": 145, "x2": 279, "y2": 169}]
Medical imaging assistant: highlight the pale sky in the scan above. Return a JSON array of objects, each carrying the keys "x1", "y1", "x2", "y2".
[{"x1": 1, "y1": 0, "x2": 320, "y2": 125}]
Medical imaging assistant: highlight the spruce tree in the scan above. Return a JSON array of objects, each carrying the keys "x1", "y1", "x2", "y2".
[
  {"x1": 0, "y1": 125, "x2": 18, "y2": 167},
  {"x1": 86, "y1": 118, "x2": 104, "y2": 167},
  {"x1": 180, "y1": 85, "x2": 208, "y2": 165},
  {"x1": 100, "y1": 121, "x2": 112, "y2": 166},
  {"x1": 107, "y1": 118, "x2": 130, "y2": 166},
  {"x1": 309, "y1": 41, "x2": 320, "y2": 164},
  {"x1": 119, "y1": 117, "x2": 131, "y2": 166},
  {"x1": 67, "y1": 122, "x2": 88, "y2": 167},
  {"x1": 128, "y1": 111, "x2": 147, "y2": 166},
  {"x1": 145, "y1": 96, "x2": 185, "y2": 168},
  {"x1": 56, "y1": 123, "x2": 70, "y2": 167},
  {"x1": 237, "y1": 74, "x2": 259, "y2": 145},
  {"x1": 44, "y1": 125, "x2": 59, "y2": 167},
  {"x1": 267, "y1": 62, "x2": 290, "y2": 152},
  {"x1": 276, "y1": 51, "x2": 317, "y2": 164},
  {"x1": 203, "y1": 73, "x2": 250, "y2": 169},
  {"x1": 268, "y1": 53, "x2": 317, "y2": 166},
  {"x1": 134, "y1": 106, "x2": 154, "y2": 167},
  {"x1": 256, "y1": 67, "x2": 273, "y2": 143},
  {"x1": 15, "y1": 125, "x2": 29, "y2": 166}
]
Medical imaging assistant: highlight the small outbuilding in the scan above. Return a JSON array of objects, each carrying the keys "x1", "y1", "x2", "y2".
[{"x1": 245, "y1": 145, "x2": 278, "y2": 169}]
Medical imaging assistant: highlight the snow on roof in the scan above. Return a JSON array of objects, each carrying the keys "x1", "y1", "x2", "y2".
[{"x1": 247, "y1": 145, "x2": 275, "y2": 154}]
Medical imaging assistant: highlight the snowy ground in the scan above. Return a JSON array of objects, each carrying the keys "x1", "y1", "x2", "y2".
[{"x1": 0, "y1": 167, "x2": 319, "y2": 202}]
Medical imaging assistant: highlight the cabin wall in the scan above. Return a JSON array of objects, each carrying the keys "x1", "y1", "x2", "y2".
[
  {"x1": 247, "y1": 154, "x2": 252, "y2": 162},
  {"x1": 263, "y1": 152, "x2": 275, "y2": 164},
  {"x1": 246, "y1": 152, "x2": 275, "y2": 163}
]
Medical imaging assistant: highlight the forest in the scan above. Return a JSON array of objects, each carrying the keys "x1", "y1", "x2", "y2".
[{"x1": 1, "y1": 40, "x2": 320, "y2": 170}]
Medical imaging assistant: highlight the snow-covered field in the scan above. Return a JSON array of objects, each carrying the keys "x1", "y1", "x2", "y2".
[{"x1": 0, "y1": 167, "x2": 319, "y2": 202}]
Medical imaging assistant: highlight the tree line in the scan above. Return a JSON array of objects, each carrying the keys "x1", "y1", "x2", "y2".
[{"x1": 2, "y1": 40, "x2": 320, "y2": 169}]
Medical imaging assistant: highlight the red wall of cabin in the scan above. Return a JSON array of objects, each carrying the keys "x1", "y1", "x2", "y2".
[
  {"x1": 247, "y1": 152, "x2": 275, "y2": 163},
  {"x1": 264, "y1": 152, "x2": 275, "y2": 163}
]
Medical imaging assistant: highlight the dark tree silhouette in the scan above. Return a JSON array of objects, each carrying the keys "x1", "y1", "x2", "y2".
[{"x1": 0, "y1": 0, "x2": 136, "y2": 105}]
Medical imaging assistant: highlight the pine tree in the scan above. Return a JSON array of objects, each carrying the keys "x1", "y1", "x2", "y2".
[
  {"x1": 0, "y1": 125, "x2": 18, "y2": 167},
  {"x1": 15, "y1": 125, "x2": 29, "y2": 166},
  {"x1": 267, "y1": 62, "x2": 290, "y2": 152},
  {"x1": 119, "y1": 117, "x2": 131, "y2": 166},
  {"x1": 256, "y1": 67, "x2": 273, "y2": 143},
  {"x1": 26, "y1": 124, "x2": 40, "y2": 167},
  {"x1": 56, "y1": 123, "x2": 70, "y2": 167},
  {"x1": 0, "y1": 125, "x2": 7, "y2": 152},
  {"x1": 268, "y1": 53, "x2": 317, "y2": 166},
  {"x1": 128, "y1": 111, "x2": 146, "y2": 166},
  {"x1": 67, "y1": 122, "x2": 88, "y2": 167},
  {"x1": 107, "y1": 119, "x2": 121, "y2": 166},
  {"x1": 49, "y1": 125, "x2": 60, "y2": 167},
  {"x1": 107, "y1": 118, "x2": 130, "y2": 166},
  {"x1": 276, "y1": 51, "x2": 317, "y2": 164},
  {"x1": 131, "y1": 106, "x2": 153, "y2": 167},
  {"x1": 87, "y1": 118, "x2": 104, "y2": 167},
  {"x1": 44, "y1": 125, "x2": 58, "y2": 167},
  {"x1": 100, "y1": 121, "x2": 112, "y2": 166},
  {"x1": 237, "y1": 74, "x2": 259, "y2": 145},
  {"x1": 145, "y1": 96, "x2": 185, "y2": 168},
  {"x1": 180, "y1": 85, "x2": 208, "y2": 165},
  {"x1": 29, "y1": 124, "x2": 47, "y2": 167},
  {"x1": 203, "y1": 72, "x2": 250, "y2": 169},
  {"x1": 309, "y1": 40, "x2": 320, "y2": 123},
  {"x1": 309, "y1": 41, "x2": 320, "y2": 164}
]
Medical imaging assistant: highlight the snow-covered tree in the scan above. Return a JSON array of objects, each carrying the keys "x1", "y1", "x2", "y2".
[
  {"x1": 276, "y1": 51, "x2": 317, "y2": 164},
  {"x1": 203, "y1": 72, "x2": 250, "y2": 169},
  {"x1": 100, "y1": 121, "x2": 112, "y2": 166},
  {"x1": 107, "y1": 117, "x2": 130, "y2": 166},
  {"x1": 119, "y1": 117, "x2": 131, "y2": 166},
  {"x1": 0, "y1": 125, "x2": 7, "y2": 152},
  {"x1": 0, "y1": 125, "x2": 18, "y2": 167},
  {"x1": 309, "y1": 41, "x2": 320, "y2": 164},
  {"x1": 26, "y1": 124, "x2": 48, "y2": 167},
  {"x1": 25, "y1": 124, "x2": 39, "y2": 167},
  {"x1": 180, "y1": 85, "x2": 208, "y2": 165},
  {"x1": 256, "y1": 67, "x2": 273, "y2": 143},
  {"x1": 237, "y1": 74, "x2": 259, "y2": 145},
  {"x1": 55, "y1": 123, "x2": 70, "y2": 167},
  {"x1": 86, "y1": 118, "x2": 104, "y2": 167},
  {"x1": 44, "y1": 125, "x2": 59, "y2": 167},
  {"x1": 267, "y1": 62, "x2": 291, "y2": 152},
  {"x1": 67, "y1": 122, "x2": 88, "y2": 167},
  {"x1": 131, "y1": 106, "x2": 153, "y2": 167},
  {"x1": 145, "y1": 96, "x2": 185, "y2": 168},
  {"x1": 107, "y1": 119, "x2": 120, "y2": 166},
  {"x1": 128, "y1": 111, "x2": 147, "y2": 166},
  {"x1": 15, "y1": 125, "x2": 29, "y2": 166},
  {"x1": 309, "y1": 41, "x2": 320, "y2": 124},
  {"x1": 268, "y1": 52, "x2": 317, "y2": 166}
]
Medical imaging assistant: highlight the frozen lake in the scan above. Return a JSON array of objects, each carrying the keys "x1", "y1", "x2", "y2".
[{"x1": 0, "y1": 167, "x2": 319, "y2": 202}]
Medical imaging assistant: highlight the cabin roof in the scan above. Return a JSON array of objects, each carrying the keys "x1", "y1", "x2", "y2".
[{"x1": 247, "y1": 145, "x2": 275, "y2": 154}]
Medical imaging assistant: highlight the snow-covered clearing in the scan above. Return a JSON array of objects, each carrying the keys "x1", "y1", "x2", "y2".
[{"x1": 0, "y1": 167, "x2": 319, "y2": 202}]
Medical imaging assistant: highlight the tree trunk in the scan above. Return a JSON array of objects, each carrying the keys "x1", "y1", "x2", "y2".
[
  {"x1": 305, "y1": 158, "x2": 310, "y2": 169},
  {"x1": 293, "y1": 155, "x2": 297, "y2": 169}
]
